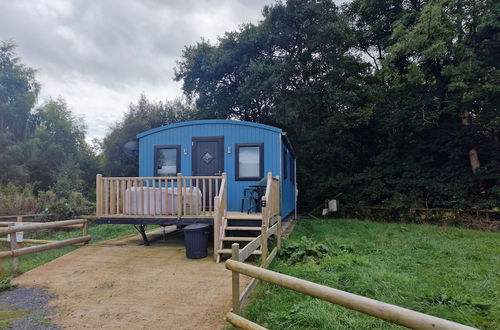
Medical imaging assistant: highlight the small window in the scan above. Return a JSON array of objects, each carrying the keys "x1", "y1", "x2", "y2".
[
  {"x1": 235, "y1": 143, "x2": 264, "y2": 181},
  {"x1": 155, "y1": 145, "x2": 180, "y2": 176}
]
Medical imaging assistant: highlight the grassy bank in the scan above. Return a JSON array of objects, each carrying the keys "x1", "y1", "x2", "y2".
[
  {"x1": 0, "y1": 223, "x2": 138, "y2": 279},
  {"x1": 241, "y1": 219, "x2": 499, "y2": 329}
]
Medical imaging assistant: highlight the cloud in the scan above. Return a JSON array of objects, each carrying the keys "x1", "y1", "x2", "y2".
[{"x1": 0, "y1": 0, "x2": 274, "y2": 140}]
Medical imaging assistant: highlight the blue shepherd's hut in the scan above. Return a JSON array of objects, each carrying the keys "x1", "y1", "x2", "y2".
[
  {"x1": 136, "y1": 120, "x2": 296, "y2": 218},
  {"x1": 95, "y1": 119, "x2": 295, "y2": 261}
]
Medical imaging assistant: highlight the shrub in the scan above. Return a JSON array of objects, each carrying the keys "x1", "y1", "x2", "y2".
[
  {"x1": 0, "y1": 184, "x2": 52, "y2": 215},
  {"x1": 0, "y1": 184, "x2": 94, "y2": 218}
]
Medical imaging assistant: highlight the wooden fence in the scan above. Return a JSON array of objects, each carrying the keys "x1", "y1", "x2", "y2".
[
  {"x1": 0, "y1": 219, "x2": 90, "y2": 273},
  {"x1": 227, "y1": 217, "x2": 281, "y2": 314},
  {"x1": 96, "y1": 174, "x2": 223, "y2": 218},
  {"x1": 0, "y1": 214, "x2": 54, "y2": 222},
  {"x1": 225, "y1": 253, "x2": 477, "y2": 330}
]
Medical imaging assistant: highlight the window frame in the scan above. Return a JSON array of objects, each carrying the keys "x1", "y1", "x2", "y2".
[
  {"x1": 154, "y1": 145, "x2": 181, "y2": 177},
  {"x1": 235, "y1": 143, "x2": 264, "y2": 181}
]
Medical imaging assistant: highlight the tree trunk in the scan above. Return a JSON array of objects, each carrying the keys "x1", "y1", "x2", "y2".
[{"x1": 462, "y1": 111, "x2": 481, "y2": 174}]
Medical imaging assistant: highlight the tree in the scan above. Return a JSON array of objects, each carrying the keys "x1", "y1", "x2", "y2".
[
  {"x1": 0, "y1": 41, "x2": 40, "y2": 186},
  {"x1": 0, "y1": 41, "x2": 40, "y2": 140},
  {"x1": 176, "y1": 0, "x2": 499, "y2": 210},
  {"x1": 102, "y1": 95, "x2": 195, "y2": 176},
  {"x1": 27, "y1": 98, "x2": 98, "y2": 192},
  {"x1": 175, "y1": 0, "x2": 374, "y2": 210}
]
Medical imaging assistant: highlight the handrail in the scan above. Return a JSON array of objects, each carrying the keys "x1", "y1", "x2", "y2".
[
  {"x1": 225, "y1": 260, "x2": 476, "y2": 330},
  {"x1": 99, "y1": 175, "x2": 222, "y2": 180},
  {"x1": 213, "y1": 173, "x2": 227, "y2": 261},
  {"x1": 228, "y1": 217, "x2": 281, "y2": 313},
  {"x1": 261, "y1": 172, "x2": 280, "y2": 227}
]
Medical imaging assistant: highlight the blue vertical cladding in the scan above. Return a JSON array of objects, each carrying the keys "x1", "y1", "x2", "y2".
[
  {"x1": 280, "y1": 139, "x2": 296, "y2": 218},
  {"x1": 137, "y1": 120, "x2": 294, "y2": 214}
]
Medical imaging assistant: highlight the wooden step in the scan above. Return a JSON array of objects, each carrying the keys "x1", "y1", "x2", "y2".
[
  {"x1": 218, "y1": 249, "x2": 262, "y2": 255},
  {"x1": 226, "y1": 212, "x2": 263, "y2": 220},
  {"x1": 225, "y1": 226, "x2": 262, "y2": 231},
  {"x1": 222, "y1": 237, "x2": 256, "y2": 241}
]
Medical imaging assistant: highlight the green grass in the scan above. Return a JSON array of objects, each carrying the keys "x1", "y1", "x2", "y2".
[
  {"x1": 0, "y1": 223, "x2": 138, "y2": 279},
  {"x1": 241, "y1": 219, "x2": 499, "y2": 329}
]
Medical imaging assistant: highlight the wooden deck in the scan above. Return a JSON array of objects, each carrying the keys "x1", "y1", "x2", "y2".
[{"x1": 95, "y1": 172, "x2": 281, "y2": 263}]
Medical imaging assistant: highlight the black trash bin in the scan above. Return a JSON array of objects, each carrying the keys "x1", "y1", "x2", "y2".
[{"x1": 184, "y1": 224, "x2": 210, "y2": 259}]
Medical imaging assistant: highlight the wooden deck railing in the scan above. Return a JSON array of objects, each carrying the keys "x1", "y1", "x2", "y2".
[
  {"x1": 225, "y1": 258, "x2": 476, "y2": 330},
  {"x1": 96, "y1": 174, "x2": 224, "y2": 218},
  {"x1": 261, "y1": 173, "x2": 280, "y2": 227},
  {"x1": 0, "y1": 219, "x2": 90, "y2": 273},
  {"x1": 213, "y1": 173, "x2": 228, "y2": 260}
]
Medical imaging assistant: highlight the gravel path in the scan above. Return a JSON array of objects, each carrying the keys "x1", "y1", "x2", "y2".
[{"x1": 0, "y1": 287, "x2": 58, "y2": 329}]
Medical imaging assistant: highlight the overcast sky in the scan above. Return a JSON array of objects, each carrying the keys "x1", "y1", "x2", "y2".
[{"x1": 1, "y1": 0, "x2": 279, "y2": 140}]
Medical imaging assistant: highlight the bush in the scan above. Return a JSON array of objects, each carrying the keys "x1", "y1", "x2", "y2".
[
  {"x1": 0, "y1": 184, "x2": 94, "y2": 218},
  {"x1": 46, "y1": 191, "x2": 94, "y2": 219},
  {"x1": 0, "y1": 184, "x2": 52, "y2": 215}
]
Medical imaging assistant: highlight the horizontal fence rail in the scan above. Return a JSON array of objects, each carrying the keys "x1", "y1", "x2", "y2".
[
  {"x1": 96, "y1": 174, "x2": 223, "y2": 218},
  {"x1": 225, "y1": 260, "x2": 477, "y2": 330},
  {"x1": 0, "y1": 214, "x2": 54, "y2": 221},
  {"x1": 0, "y1": 219, "x2": 90, "y2": 273}
]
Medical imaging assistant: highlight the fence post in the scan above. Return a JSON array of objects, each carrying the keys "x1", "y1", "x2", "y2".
[
  {"x1": 231, "y1": 243, "x2": 240, "y2": 314},
  {"x1": 8, "y1": 224, "x2": 19, "y2": 273},
  {"x1": 82, "y1": 219, "x2": 89, "y2": 244},
  {"x1": 261, "y1": 224, "x2": 268, "y2": 268},
  {"x1": 96, "y1": 174, "x2": 102, "y2": 216},
  {"x1": 177, "y1": 173, "x2": 183, "y2": 218},
  {"x1": 16, "y1": 216, "x2": 23, "y2": 223}
]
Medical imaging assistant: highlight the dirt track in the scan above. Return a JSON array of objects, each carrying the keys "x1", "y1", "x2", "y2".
[{"x1": 13, "y1": 227, "x2": 248, "y2": 329}]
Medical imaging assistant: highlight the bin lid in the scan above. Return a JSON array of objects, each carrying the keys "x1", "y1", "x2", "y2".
[{"x1": 184, "y1": 223, "x2": 210, "y2": 232}]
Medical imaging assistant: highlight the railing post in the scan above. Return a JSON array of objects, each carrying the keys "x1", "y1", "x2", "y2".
[
  {"x1": 177, "y1": 173, "x2": 183, "y2": 218},
  {"x1": 16, "y1": 216, "x2": 23, "y2": 223},
  {"x1": 231, "y1": 243, "x2": 240, "y2": 314},
  {"x1": 277, "y1": 216, "x2": 282, "y2": 249},
  {"x1": 8, "y1": 223, "x2": 19, "y2": 273},
  {"x1": 214, "y1": 196, "x2": 220, "y2": 261},
  {"x1": 275, "y1": 175, "x2": 280, "y2": 217},
  {"x1": 261, "y1": 224, "x2": 268, "y2": 268},
  {"x1": 261, "y1": 196, "x2": 269, "y2": 227},
  {"x1": 96, "y1": 174, "x2": 102, "y2": 216},
  {"x1": 222, "y1": 172, "x2": 227, "y2": 210}
]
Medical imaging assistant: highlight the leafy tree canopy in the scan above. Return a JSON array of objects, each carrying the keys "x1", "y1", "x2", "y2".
[{"x1": 175, "y1": 0, "x2": 499, "y2": 210}]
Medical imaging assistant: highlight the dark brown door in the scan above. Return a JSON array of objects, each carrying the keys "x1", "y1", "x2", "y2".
[
  {"x1": 192, "y1": 137, "x2": 224, "y2": 208},
  {"x1": 192, "y1": 136, "x2": 224, "y2": 176}
]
